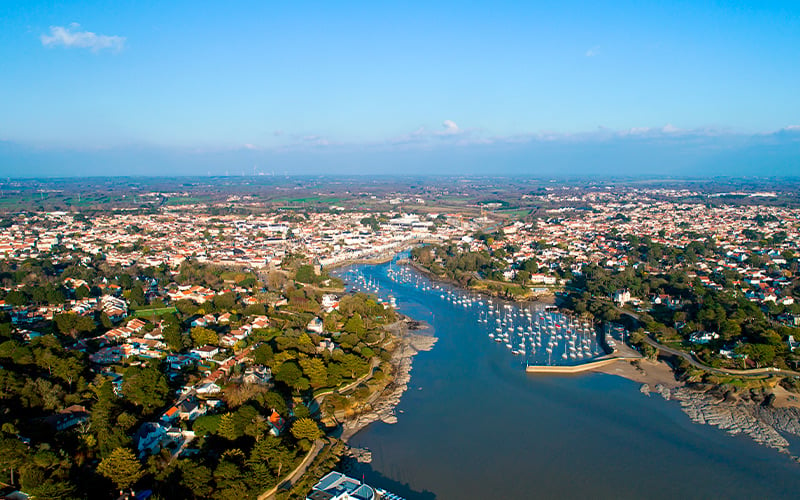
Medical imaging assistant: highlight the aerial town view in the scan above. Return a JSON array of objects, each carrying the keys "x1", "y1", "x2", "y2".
[{"x1": 2, "y1": 2, "x2": 800, "y2": 500}]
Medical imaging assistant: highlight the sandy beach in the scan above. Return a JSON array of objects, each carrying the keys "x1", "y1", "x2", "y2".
[{"x1": 592, "y1": 358, "x2": 684, "y2": 390}]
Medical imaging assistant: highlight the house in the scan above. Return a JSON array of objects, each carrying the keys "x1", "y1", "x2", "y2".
[
  {"x1": 196, "y1": 313, "x2": 217, "y2": 326},
  {"x1": 133, "y1": 422, "x2": 168, "y2": 457},
  {"x1": 45, "y1": 405, "x2": 90, "y2": 431},
  {"x1": 613, "y1": 289, "x2": 632, "y2": 305},
  {"x1": 307, "y1": 317, "x2": 325, "y2": 334},
  {"x1": 90, "y1": 346, "x2": 124, "y2": 364},
  {"x1": 126, "y1": 318, "x2": 147, "y2": 332},
  {"x1": 321, "y1": 294, "x2": 339, "y2": 312},
  {"x1": 530, "y1": 274, "x2": 556, "y2": 285},
  {"x1": 220, "y1": 327, "x2": 250, "y2": 347},
  {"x1": 164, "y1": 427, "x2": 194, "y2": 453},
  {"x1": 178, "y1": 399, "x2": 206, "y2": 421},
  {"x1": 306, "y1": 472, "x2": 376, "y2": 500},
  {"x1": 690, "y1": 331, "x2": 720, "y2": 344},
  {"x1": 317, "y1": 339, "x2": 336, "y2": 354},
  {"x1": 778, "y1": 313, "x2": 800, "y2": 327},
  {"x1": 143, "y1": 329, "x2": 164, "y2": 340},
  {"x1": 167, "y1": 353, "x2": 198, "y2": 371},
  {"x1": 195, "y1": 382, "x2": 221, "y2": 395},
  {"x1": 18, "y1": 330, "x2": 43, "y2": 342},
  {"x1": 243, "y1": 365, "x2": 272, "y2": 385},
  {"x1": 788, "y1": 335, "x2": 799, "y2": 352},
  {"x1": 251, "y1": 315, "x2": 270, "y2": 329},
  {"x1": 0, "y1": 487, "x2": 32, "y2": 500},
  {"x1": 267, "y1": 409, "x2": 285, "y2": 436},
  {"x1": 161, "y1": 406, "x2": 180, "y2": 423},
  {"x1": 190, "y1": 316, "x2": 209, "y2": 328},
  {"x1": 191, "y1": 345, "x2": 219, "y2": 359}
]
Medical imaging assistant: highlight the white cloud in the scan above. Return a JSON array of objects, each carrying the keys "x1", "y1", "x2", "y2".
[
  {"x1": 661, "y1": 123, "x2": 681, "y2": 133},
  {"x1": 41, "y1": 23, "x2": 125, "y2": 52},
  {"x1": 585, "y1": 46, "x2": 600, "y2": 57},
  {"x1": 435, "y1": 120, "x2": 461, "y2": 136}
]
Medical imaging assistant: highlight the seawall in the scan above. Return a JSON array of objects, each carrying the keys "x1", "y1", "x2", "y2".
[{"x1": 525, "y1": 357, "x2": 621, "y2": 374}]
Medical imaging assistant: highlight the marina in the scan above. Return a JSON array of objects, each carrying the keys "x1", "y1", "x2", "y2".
[
  {"x1": 333, "y1": 257, "x2": 800, "y2": 500},
  {"x1": 339, "y1": 257, "x2": 606, "y2": 370}
]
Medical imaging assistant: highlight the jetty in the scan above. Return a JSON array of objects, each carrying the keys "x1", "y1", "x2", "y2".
[{"x1": 525, "y1": 355, "x2": 622, "y2": 374}]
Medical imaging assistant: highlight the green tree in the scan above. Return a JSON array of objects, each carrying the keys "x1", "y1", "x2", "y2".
[
  {"x1": 275, "y1": 362, "x2": 302, "y2": 388},
  {"x1": 0, "y1": 438, "x2": 28, "y2": 485},
  {"x1": 91, "y1": 380, "x2": 129, "y2": 455},
  {"x1": 252, "y1": 344, "x2": 274, "y2": 366},
  {"x1": 216, "y1": 413, "x2": 239, "y2": 441},
  {"x1": 25, "y1": 477, "x2": 76, "y2": 500},
  {"x1": 191, "y1": 326, "x2": 218, "y2": 347},
  {"x1": 299, "y1": 358, "x2": 329, "y2": 389},
  {"x1": 122, "y1": 365, "x2": 169, "y2": 413},
  {"x1": 738, "y1": 344, "x2": 776, "y2": 368},
  {"x1": 249, "y1": 437, "x2": 294, "y2": 478},
  {"x1": 343, "y1": 313, "x2": 366, "y2": 336},
  {"x1": 295, "y1": 265, "x2": 316, "y2": 284},
  {"x1": 53, "y1": 313, "x2": 95, "y2": 338},
  {"x1": 75, "y1": 285, "x2": 90, "y2": 300},
  {"x1": 100, "y1": 311, "x2": 114, "y2": 328},
  {"x1": 179, "y1": 461, "x2": 214, "y2": 498},
  {"x1": 53, "y1": 356, "x2": 83, "y2": 389},
  {"x1": 96, "y1": 447, "x2": 144, "y2": 490},
  {"x1": 213, "y1": 292, "x2": 236, "y2": 311},
  {"x1": 175, "y1": 299, "x2": 199, "y2": 316},
  {"x1": 163, "y1": 328, "x2": 185, "y2": 352},
  {"x1": 290, "y1": 417, "x2": 322, "y2": 442},
  {"x1": 129, "y1": 285, "x2": 146, "y2": 307},
  {"x1": 341, "y1": 353, "x2": 368, "y2": 378},
  {"x1": 4, "y1": 290, "x2": 28, "y2": 307}
]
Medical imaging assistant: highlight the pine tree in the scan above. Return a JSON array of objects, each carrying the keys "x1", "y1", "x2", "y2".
[
  {"x1": 217, "y1": 413, "x2": 239, "y2": 440},
  {"x1": 96, "y1": 447, "x2": 144, "y2": 490},
  {"x1": 290, "y1": 418, "x2": 322, "y2": 442}
]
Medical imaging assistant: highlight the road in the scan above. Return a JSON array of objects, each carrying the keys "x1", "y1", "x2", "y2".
[
  {"x1": 309, "y1": 357, "x2": 380, "y2": 417},
  {"x1": 602, "y1": 302, "x2": 800, "y2": 379},
  {"x1": 641, "y1": 335, "x2": 800, "y2": 378},
  {"x1": 257, "y1": 438, "x2": 326, "y2": 500}
]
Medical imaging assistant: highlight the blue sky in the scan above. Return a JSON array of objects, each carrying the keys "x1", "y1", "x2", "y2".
[{"x1": 0, "y1": 0, "x2": 799, "y2": 176}]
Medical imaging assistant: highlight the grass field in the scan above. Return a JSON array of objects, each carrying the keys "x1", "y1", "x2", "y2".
[
  {"x1": 165, "y1": 196, "x2": 212, "y2": 205},
  {"x1": 132, "y1": 306, "x2": 178, "y2": 317},
  {"x1": 271, "y1": 196, "x2": 342, "y2": 204},
  {"x1": 495, "y1": 208, "x2": 532, "y2": 219}
]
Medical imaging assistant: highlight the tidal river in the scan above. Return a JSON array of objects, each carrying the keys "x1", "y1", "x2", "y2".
[{"x1": 334, "y1": 259, "x2": 800, "y2": 500}]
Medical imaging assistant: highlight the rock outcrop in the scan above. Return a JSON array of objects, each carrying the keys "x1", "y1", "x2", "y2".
[
  {"x1": 659, "y1": 385, "x2": 800, "y2": 461},
  {"x1": 340, "y1": 328, "x2": 437, "y2": 441}
]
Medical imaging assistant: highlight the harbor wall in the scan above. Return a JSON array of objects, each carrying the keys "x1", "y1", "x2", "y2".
[{"x1": 525, "y1": 357, "x2": 621, "y2": 374}]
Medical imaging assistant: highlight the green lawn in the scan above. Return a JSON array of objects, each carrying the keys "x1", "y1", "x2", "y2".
[{"x1": 132, "y1": 306, "x2": 178, "y2": 317}]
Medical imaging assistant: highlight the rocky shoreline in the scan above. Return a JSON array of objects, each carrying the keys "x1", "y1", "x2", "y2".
[
  {"x1": 339, "y1": 317, "x2": 437, "y2": 445},
  {"x1": 604, "y1": 359, "x2": 800, "y2": 463},
  {"x1": 644, "y1": 382, "x2": 800, "y2": 462}
]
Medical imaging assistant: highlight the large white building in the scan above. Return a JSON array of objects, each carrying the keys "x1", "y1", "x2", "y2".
[{"x1": 306, "y1": 472, "x2": 376, "y2": 500}]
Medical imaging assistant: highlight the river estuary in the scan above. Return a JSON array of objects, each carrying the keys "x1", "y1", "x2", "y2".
[{"x1": 334, "y1": 258, "x2": 800, "y2": 499}]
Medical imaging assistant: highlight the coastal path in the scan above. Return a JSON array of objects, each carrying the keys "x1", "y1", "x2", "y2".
[
  {"x1": 605, "y1": 303, "x2": 800, "y2": 379},
  {"x1": 257, "y1": 438, "x2": 326, "y2": 500},
  {"x1": 642, "y1": 335, "x2": 800, "y2": 379},
  {"x1": 309, "y1": 357, "x2": 381, "y2": 414}
]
